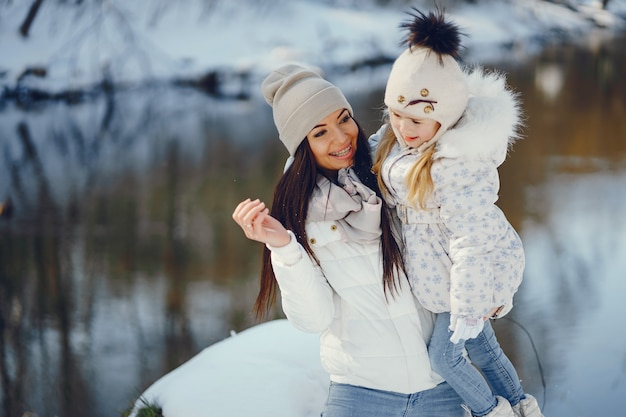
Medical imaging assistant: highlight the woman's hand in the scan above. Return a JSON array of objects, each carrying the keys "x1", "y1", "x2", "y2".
[{"x1": 232, "y1": 198, "x2": 291, "y2": 248}]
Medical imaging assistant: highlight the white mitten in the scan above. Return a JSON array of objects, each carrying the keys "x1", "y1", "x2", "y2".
[{"x1": 449, "y1": 315, "x2": 484, "y2": 344}]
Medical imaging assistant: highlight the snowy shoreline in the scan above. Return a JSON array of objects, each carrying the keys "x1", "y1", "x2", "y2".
[{"x1": 1, "y1": 0, "x2": 625, "y2": 106}]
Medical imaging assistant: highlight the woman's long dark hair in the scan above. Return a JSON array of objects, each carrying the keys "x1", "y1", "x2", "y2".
[{"x1": 253, "y1": 119, "x2": 406, "y2": 319}]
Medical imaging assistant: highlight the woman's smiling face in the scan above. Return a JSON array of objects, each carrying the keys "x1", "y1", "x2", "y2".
[{"x1": 306, "y1": 108, "x2": 358, "y2": 171}]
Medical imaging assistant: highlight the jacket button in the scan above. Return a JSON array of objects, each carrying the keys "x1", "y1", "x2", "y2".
[
  {"x1": 330, "y1": 225, "x2": 337, "y2": 231},
  {"x1": 309, "y1": 238, "x2": 316, "y2": 245}
]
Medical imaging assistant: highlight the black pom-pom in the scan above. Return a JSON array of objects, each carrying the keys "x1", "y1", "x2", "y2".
[{"x1": 400, "y1": 8, "x2": 464, "y2": 59}]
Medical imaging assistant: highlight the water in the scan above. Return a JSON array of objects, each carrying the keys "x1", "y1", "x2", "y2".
[{"x1": 1, "y1": 33, "x2": 625, "y2": 417}]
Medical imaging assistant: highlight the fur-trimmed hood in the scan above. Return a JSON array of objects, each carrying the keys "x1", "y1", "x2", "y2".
[{"x1": 433, "y1": 67, "x2": 523, "y2": 166}]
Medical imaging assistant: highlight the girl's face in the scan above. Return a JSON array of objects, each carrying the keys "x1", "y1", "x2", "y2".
[
  {"x1": 389, "y1": 108, "x2": 441, "y2": 148},
  {"x1": 306, "y1": 108, "x2": 358, "y2": 172}
]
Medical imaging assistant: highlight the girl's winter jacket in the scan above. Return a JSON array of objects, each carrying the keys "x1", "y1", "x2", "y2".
[
  {"x1": 372, "y1": 68, "x2": 525, "y2": 320},
  {"x1": 268, "y1": 175, "x2": 443, "y2": 395}
]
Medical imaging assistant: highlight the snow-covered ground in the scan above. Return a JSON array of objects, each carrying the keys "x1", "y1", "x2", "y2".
[
  {"x1": 1, "y1": 0, "x2": 625, "y2": 95},
  {"x1": 128, "y1": 319, "x2": 328, "y2": 417}
]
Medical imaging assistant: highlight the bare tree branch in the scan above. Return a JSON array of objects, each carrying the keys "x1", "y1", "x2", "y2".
[{"x1": 19, "y1": 0, "x2": 45, "y2": 38}]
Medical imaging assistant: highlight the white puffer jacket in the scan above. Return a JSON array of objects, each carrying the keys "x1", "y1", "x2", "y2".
[
  {"x1": 371, "y1": 68, "x2": 525, "y2": 320},
  {"x1": 269, "y1": 208, "x2": 443, "y2": 394}
]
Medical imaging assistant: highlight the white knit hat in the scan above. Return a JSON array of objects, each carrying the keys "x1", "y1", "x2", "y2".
[
  {"x1": 262, "y1": 64, "x2": 353, "y2": 156},
  {"x1": 384, "y1": 9, "x2": 469, "y2": 149}
]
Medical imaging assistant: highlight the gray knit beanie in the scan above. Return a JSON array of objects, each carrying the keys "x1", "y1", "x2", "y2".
[{"x1": 261, "y1": 64, "x2": 352, "y2": 156}]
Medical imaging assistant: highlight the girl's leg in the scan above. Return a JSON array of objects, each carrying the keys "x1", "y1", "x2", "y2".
[
  {"x1": 464, "y1": 320, "x2": 525, "y2": 407},
  {"x1": 428, "y1": 312, "x2": 497, "y2": 416}
]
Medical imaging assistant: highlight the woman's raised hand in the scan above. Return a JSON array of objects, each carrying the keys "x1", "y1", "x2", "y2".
[{"x1": 232, "y1": 199, "x2": 291, "y2": 248}]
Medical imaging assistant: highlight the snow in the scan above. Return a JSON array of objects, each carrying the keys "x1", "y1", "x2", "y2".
[
  {"x1": 127, "y1": 319, "x2": 328, "y2": 417},
  {"x1": 1, "y1": 0, "x2": 625, "y2": 94},
  {"x1": 2, "y1": 1, "x2": 626, "y2": 416}
]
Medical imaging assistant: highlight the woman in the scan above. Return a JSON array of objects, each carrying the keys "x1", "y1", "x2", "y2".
[{"x1": 232, "y1": 64, "x2": 464, "y2": 417}]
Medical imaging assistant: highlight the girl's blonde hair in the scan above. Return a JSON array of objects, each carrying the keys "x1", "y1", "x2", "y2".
[{"x1": 372, "y1": 123, "x2": 436, "y2": 209}]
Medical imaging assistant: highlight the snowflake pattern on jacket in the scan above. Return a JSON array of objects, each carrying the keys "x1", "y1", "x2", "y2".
[{"x1": 372, "y1": 68, "x2": 525, "y2": 320}]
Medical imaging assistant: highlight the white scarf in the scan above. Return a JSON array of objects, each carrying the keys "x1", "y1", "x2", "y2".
[{"x1": 307, "y1": 168, "x2": 382, "y2": 245}]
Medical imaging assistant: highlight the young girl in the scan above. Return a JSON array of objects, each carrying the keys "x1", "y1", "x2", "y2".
[
  {"x1": 233, "y1": 64, "x2": 465, "y2": 417},
  {"x1": 371, "y1": 9, "x2": 544, "y2": 417}
]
